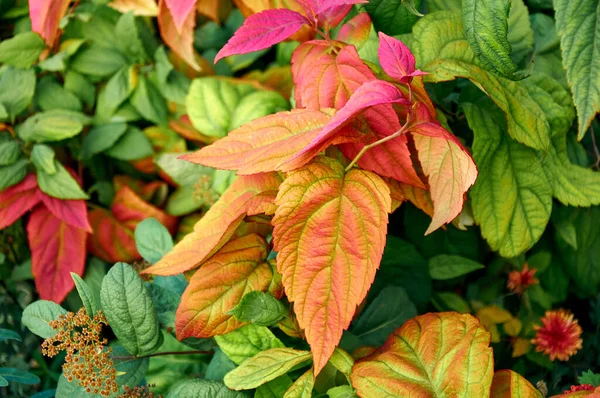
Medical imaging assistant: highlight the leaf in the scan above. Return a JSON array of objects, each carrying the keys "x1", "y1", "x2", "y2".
[
  {"x1": 350, "y1": 312, "x2": 494, "y2": 397},
  {"x1": 326, "y1": 385, "x2": 358, "y2": 398},
  {"x1": 215, "y1": 9, "x2": 308, "y2": 62},
  {"x1": 428, "y1": 254, "x2": 485, "y2": 280},
  {"x1": 38, "y1": 192, "x2": 92, "y2": 232},
  {"x1": 30, "y1": 144, "x2": 56, "y2": 175},
  {"x1": 71, "y1": 273, "x2": 99, "y2": 317},
  {"x1": 34, "y1": 77, "x2": 82, "y2": 112},
  {"x1": 167, "y1": 379, "x2": 246, "y2": 397},
  {"x1": 0, "y1": 175, "x2": 41, "y2": 229},
  {"x1": 29, "y1": 0, "x2": 70, "y2": 46},
  {"x1": 143, "y1": 173, "x2": 282, "y2": 276},
  {"x1": 489, "y1": 370, "x2": 542, "y2": 398},
  {"x1": 337, "y1": 13, "x2": 372, "y2": 49},
  {"x1": 109, "y1": 0, "x2": 159, "y2": 16},
  {"x1": 463, "y1": 101, "x2": 552, "y2": 257},
  {"x1": 82, "y1": 123, "x2": 128, "y2": 160},
  {"x1": 0, "y1": 329, "x2": 21, "y2": 343},
  {"x1": 115, "y1": 12, "x2": 150, "y2": 64},
  {"x1": 131, "y1": 76, "x2": 168, "y2": 125},
  {"x1": 0, "y1": 67, "x2": 36, "y2": 120},
  {"x1": 272, "y1": 156, "x2": 390, "y2": 374},
  {"x1": 135, "y1": 218, "x2": 174, "y2": 264},
  {"x1": 100, "y1": 262, "x2": 163, "y2": 356},
  {"x1": 377, "y1": 32, "x2": 427, "y2": 83},
  {"x1": 283, "y1": 368, "x2": 314, "y2": 398},
  {"x1": 462, "y1": 0, "x2": 515, "y2": 77},
  {"x1": 94, "y1": 67, "x2": 137, "y2": 123},
  {"x1": 554, "y1": 0, "x2": 600, "y2": 138},
  {"x1": 579, "y1": 370, "x2": 600, "y2": 388},
  {"x1": 0, "y1": 160, "x2": 29, "y2": 191},
  {"x1": 0, "y1": 32, "x2": 45, "y2": 68},
  {"x1": 165, "y1": 0, "x2": 197, "y2": 34},
  {"x1": 364, "y1": 0, "x2": 421, "y2": 35},
  {"x1": 227, "y1": 291, "x2": 287, "y2": 327},
  {"x1": 70, "y1": 45, "x2": 128, "y2": 78},
  {"x1": 176, "y1": 234, "x2": 275, "y2": 339},
  {"x1": 350, "y1": 286, "x2": 417, "y2": 347},
  {"x1": 224, "y1": 348, "x2": 312, "y2": 390},
  {"x1": 256, "y1": 376, "x2": 294, "y2": 398},
  {"x1": 215, "y1": 324, "x2": 285, "y2": 365},
  {"x1": 21, "y1": 300, "x2": 67, "y2": 338},
  {"x1": 17, "y1": 110, "x2": 89, "y2": 143},
  {"x1": 0, "y1": 368, "x2": 41, "y2": 385},
  {"x1": 158, "y1": 0, "x2": 201, "y2": 71},
  {"x1": 36, "y1": 160, "x2": 89, "y2": 200},
  {"x1": 0, "y1": 141, "x2": 21, "y2": 166}
]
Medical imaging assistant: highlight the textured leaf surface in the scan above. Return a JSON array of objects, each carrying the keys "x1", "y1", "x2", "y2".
[
  {"x1": 490, "y1": 370, "x2": 542, "y2": 398},
  {"x1": 364, "y1": 0, "x2": 421, "y2": 35},
  {"x1": 28, "y1": 206, "x2": 87, "y2": 303},
  {"x1": 21, "y1": 300, "x2": 67, "y2": 338},
  {"x1": 166, "y1": 379, "x2": 246, "y2": 397},
  {"x1": 215, "y1": 324, "x2": 285, "y2": 365},
  {"x1": 215, "y1": 9, "x2": 308, "y2": 62},
  {"x1": 71, "y1": 273, "x2": 99, "y2": 317},
  {"x1": 378, "y1": 32, "x2": 427, "y2": 83},
  {"x1": 228, "y1": 291, "x2": 287, "y2": 327},
  {"x1": 350, "y1": 312, "x2": 494, "y2": 397},
  {"x1": 273, "y1": 156, "x2": 390, "y2": 374},
  {"x1": 176, "y1": 234, "x2": 275, "y2": 339},
  {"x1": 158, "y1": 0, "x2": 200, "y2": 71},
  {"x1": 554, "y1": 0, "x2": 600, "y2": 138},
  {"x1": 224, "y1": 348, "x2": 311, "y2": 390},
  {"x1": 144, "y1": 173, "x2": 282, "y2": 276},
  {"x1": 100, "y1": 263, "x2": 162, "y2": 356},
  {"x1": 283, "y1": 368, "x2": 314, "y2": 398}
]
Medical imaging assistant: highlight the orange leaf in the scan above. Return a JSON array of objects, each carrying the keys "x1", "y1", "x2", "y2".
[
  {"x1": 196, "y1": 0, "x2": 220, "y2": 22},
  {"x1": 350, "y1": 312, "x2": 494, "y2": 397},
  {"x1": 143, "y1": 172, "x2": 282, "y2": 276},
  {"x1": 28, "y1": 206, "x2": 87, "y2": 303},
  {"x1": 386, "y1": 177, "x2": 433, "y2": 214},
  {"x1": 88, "y1": 208, "x2": 139, "y2": 263},
  {"x1": 158, "y1": 0, "x2": 201, "y2": 71},
  {"x1": 176, "y1": 233, "x2": 274, "y2": 339},
  {"x1": 29, "y1": 0, "x2": 70, "y2": 46},
  {"x1": 108, "y1": 0, "x2": 159, "y2": 15},
  {"x1": 272, "y1": 156, "x2": 391, "y2": 374},
  {"x1": 490, "y1": 370, "x2": 542, "y2": 398},
  {"x1": 112, "y1": 186, "x2": 177, "y2": 232},
  {"x1": 0, "y1": 175, "x2": 41, "y2": 229}
]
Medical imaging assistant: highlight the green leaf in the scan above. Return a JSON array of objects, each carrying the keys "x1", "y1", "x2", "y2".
[
  {"x1": 506, "y1": 0, "x2": 534, "y2": 69},
  {"x1": 463, "y1": 101, "x2": 552, "y2": 257},
  {"x1": 206, "y1": 348, "x2": 238, "y2": 382},
  {"x1": 38, "y1": 51, "x2": 68, "y2": 72},
  {"x1": 95, "y1": 67, "x2": 137, "y2": 123},
  {"x1": 36, "y1": 158, "x2": 89, "y2": 200},
  {"x1": 428, "y1": 254, "x2": 485, "y2": 279},
  {"x1": 0, "y1": 67, "x2": 35, "y2": 120},
  {"x1": 328, "y1": 348, "x2": 354, "y2": 377},
  {"x1": 224, "y1": 348, "x2": 312, "y2": 390},
  {"x1": 579, "y1": 370, "x2": 600, "y2": 387},
  {"x1": 0, "y1": 32, "x2": 45, "y2": 68},
  {"x1": 70, "y1": 45, "x2": 128, "y2": 78},
  {"x1": 426, "y1": 0, "x2": 461, "y2": 12},
  {"x1": 145, "y1": 283, "x2": 180, "y2": 330},
  {"x1": 0, "y1": 103, "x2": 7, "y2": 121},
  {"x1": 155, "y1": 152, "x2": 215, "y2": 186},
  {"x1": 0, "y1": 376, "x2": 6, "y2": 387},
  {"x1": 21, "y1": 300, "x2": 67, "y2": 338},
  {"x1": 115, "y1": 12, "x2": 148, "y2": 63},
  {"x1": 255, "y1": 376, "x2": 293, "y2": 398},
  {"x1": 350, "y1": 286, "x2": 417, "y2": 346},
  {"x1": 0, "y1": 159, "x2": 28, "y2": 190},
  {"x1": 431, "y1": 292, "x2": 471, "y2": 313},
  {"x1": 283, "y1": 369, "x2": 314, "y2": 398},
  {"x1": 215, "y1": 324, "x2": 285, "y2": 365},
  {"x1": 0, "y1": 368, "x2": 41, "y2": 385},
  {"x1": 35, "y1": 77, "x2": 82, "y2": 112},
  {"x1": 135, "y1": 218, "x2": 174, "y2": 264},
  {"x1": 0, "y1": 141, "x2": 22, "y2": 166},
  {"x1": 554, "y1": 0, "x2": 600, "y2": 139},
  {"x1": 64, "y1": 71, "x2": 96, "y2": 108},
  {"x1": 17, "y1": 110, "x2": 90, "y2": 142},
  {"x1": 100, "y1": 262, "x2": 163, "y2": 356},
  {"x1": 227, "y1": 291, "x2": 287, "y2": 327},
  {"x1": 105, "y1": 126, "x2": 153, "y2": 160},
  {"x1": 229, "y1": 91, "x2": 288, "y2": 131},
  {"x1": 71, "y1": 272, "x2": 99, "y2": 317},
  {"x1": 31, "y1": 144, "x2": 57, "y2": 174},
  {"x1": 462, "y1": 0, "x2": 516, "y2": 76},
  {"x1": 81, "y1": 123, "x2": 128, "y2": 160},
  {"x1": 131, "y1": 75, "x2": 168, "y2": 125},
  {"x1": 166, "y1": 380, "x2": 246, "y2": 398},
  {"x1": 365, "y1": 0, "x2": 422, "y2": 35},
  {"x1": 326, "y1": 385, "x2": 358, "y2": 398},
  {"x1": 0, "y1": 328, "x2": 22, "y2": 342}
]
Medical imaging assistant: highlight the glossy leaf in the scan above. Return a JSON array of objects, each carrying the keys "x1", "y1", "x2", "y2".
[
  {"x1": 350, "y1": 312, "x2": 494, "y2": 397},
  {"x1": 273, "y1": 156, "x2": 390, "y2": 374},
  {"x1": 490, "y1": 370, "x2": 542, "y2": 398},
  {"x1": 337, "y1": 13, "x2": 372, "y2": 48},
  {"x1": 378, "y1": 32, "x2": 427, "y2": 83},
  {"x1": 29, "y1": 0, "x2": 71, "y2": 46}
]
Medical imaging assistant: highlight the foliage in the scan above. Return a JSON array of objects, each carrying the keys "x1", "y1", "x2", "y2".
[{"x1": 0, "y1": 0, "x2": 599, "y2": 397}]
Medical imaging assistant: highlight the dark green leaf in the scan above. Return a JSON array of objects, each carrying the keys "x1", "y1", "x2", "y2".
[
  {"x1": 206, "y1": 348, "x2": 238, "y2": 382},
  {"x1": 95, "y1": 67, "x2": 137, "y2": 123},
  {"x1": 64, "y1": 71, "x2": 96, "y2": 108},
  {"x1": 17, "y1": 110, "x2": 90, "y2": 142},
  {"x1": 227, "y1": 291, "x2": 287, "y2": 327},
  {"x1": 365, "y1": 0, "x2": 422, "y2": 35},
  {"x1": 34, "y1": 77, "x2": 82, "y2": 112},
  {"x1": 166, "y1": 379, "x2": 247, "y2": 398},
  {"x1": 105, "y1": 125, "x2": 153, "y2": 160},
  {"x1": 70, "y1": 45, "x2": 128, "y2": 78},
  {"x1": 0, "y1": 368, "x2": 40, "y2": 385},
  {"x1": 21, "y1": 300, "x2": 67, "y2": 338},
  {"x1": 0, "y1": 141, "x2": 21, "y2": 166},
  {"x1": 579, "y1": 370, "x2": 600, "y2": 387},
  {"x1": 145, "y1": 283, "x2": 179, "y2": 330},
  {"x1": 428, "y1": 254, "x2": 484, "y2": 280},
  {"x1": 131, "y1": 75, "x2": 168, "y2": 125},
  {"x1": 0, "y1": 328, "x2": 22, "y2": 342},
  {"x1": 135, "y1": 218, "x2": 174, "y2": 264},
  {"x1": 82, "y1": 122, "x2": 128, "y2": 160},
  {"x1": 71, "y1": 272, "x2": 99, "y2": 317},
  {"x1": 115, "y1": 12, "x2": 148, "y2": 63},
  {"x1": 0, "y1": 67, "x2": 35, "y2": 120}
]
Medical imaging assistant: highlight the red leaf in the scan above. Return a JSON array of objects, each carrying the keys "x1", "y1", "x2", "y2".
[
  {"x1": 112, "y1": 186, "x2": 177, "y2": 233},
  {"x1": 316, "y1": 0, "x2": 367, "y2": 13},
  {"x1": 0, "y1": 175, "x2": 41, "y2": 229},
  {"x1": 165, "y1": 0, "x2": 197, "y2": 35},
  {"x1": 337, "y1": 12, "x2": 372, "y2": 47},
  {"x1": 215, "y1": 9, "x2": 309, "y2": 62},
  {"x1": 158, "y1": 0, "x2": 201, "y2": 71},
  {"x1": 28, "y1": 206, "x2": 87, "y2": 303},
  {"x1": 87, "y1": 208, "x2": 138, "y2": 263},
  {"x1": 378, "y1": 32, "x2": 427, "y2": 84},
  {"x1": 38, "y1": 192, "x2": 92, "y2": 232},
  {"x1": 29, "y1": 0, "x2": 70, "y2": 46}
]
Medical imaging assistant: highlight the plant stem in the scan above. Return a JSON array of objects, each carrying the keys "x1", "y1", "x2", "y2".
[
  {"x1": 111, "y1": 350, "x2": 213, "y2": 361},
  {"x1": 590, "y1": 125, "x2": 600, "y2": 169}
]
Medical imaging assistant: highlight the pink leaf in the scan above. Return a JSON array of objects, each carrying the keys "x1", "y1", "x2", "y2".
[
  {"x1": 317, "y1": 4, "x2": 352, "y2": 28},
  {"x1": 0, "y1": 175, "x2": 42, "y2": 229},
  {"x1": 215, "y1": 9, "x2": 309, "y2": 62},
  {"x1": 316, "y1": 0, "x2": 366, "y2": 14},
  {"x1": 28, "y1": 206, "x2": 87, "y2": 303},
  {"x1": 158, "y1": 0, "x2": 201, "y2": 71},
  {"x1": 29, "y1": 0, "x2": 71, "y2": 46},
  {"x1": 378, "y1": 32, "x2": 427, "y2": 84},
  {"x1": 165, "y1": 0, "x2": 197, "y2": 35},
  {"x1": 281, "y1": 80, "x2": 409, "y2": 171},
  {"x1": 38, "y1": 192, "x2": 92, "y2": 232}
]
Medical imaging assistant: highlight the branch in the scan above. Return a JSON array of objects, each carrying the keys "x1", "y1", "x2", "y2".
[{"x1": 111, "y1": 350, "x2": 214, "y2": 361}]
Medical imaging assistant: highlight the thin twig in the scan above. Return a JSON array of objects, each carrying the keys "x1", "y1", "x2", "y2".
[
  {"x1": 111, "y1": 350, "x2": 214, "y2": 361},
  {"x1": 590, "y1": 125, "x2": 600, "y2": 169}
]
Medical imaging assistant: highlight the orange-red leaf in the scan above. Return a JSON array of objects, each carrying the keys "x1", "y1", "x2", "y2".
[
  {"x1": 272, "y1": 156, "x2": 391, "y2": 374},
  {"x1": 490, "y1": 370, "x2": 542, "y2": 398},
  {"x1": 0, "y1": 175, "x2": 41, "y2": 229},
  {"x1": 350, "y1": 312, "x2": 494, "y2": 397},
  {"x1": 28, "y1": 206, "x2": 87, "y2": 303},
  {"x1": 386, "y1": 177, "x2": 433, "y2": 215},
  {"x1": 143, "y1": 172, "x2": 282, "y2": 276},
  {"x1": 158, "y1": 0, "x2": 201, "y2": 71},
  {"x1": 39, "y1": 192, "x2": 92, "y2": 232},
  {"x1": 29, "y1": 0, "x2": 70, "y2": 46},
  {"x1": 112, "y1": 186, "x2": 177, "y2": 232},
  {"x1": 176, "y1": 233, "x2": 274, "y2": 339}
]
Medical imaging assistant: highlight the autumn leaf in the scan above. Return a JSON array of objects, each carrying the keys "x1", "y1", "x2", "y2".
[
  {"x1": 337, "y1": 13, "x2": 372, "y2": 48},
  {"x1": 385, "y1": 177, "x2": 433, "y2": 215},
  {"x1": 490, "y1": 370, "x2": 543, "y2": 398},
  {"x1": 28, "y1": 206, "x2": 87, "y2": 303},
  {"x1": 143, "y1": 173, "x2": 282, "y2": 276},
  {"x1": 378, "y1": 32, "x2": 427, "y2": 83},
  {"x1": 108, "y1": 0, "x2": 159, "y2": 16},
  {"x1": 196, "y1": 0, "x2": 220, "y2": 22},
  {"x1": 0, "y1": 175, "x2": 41, "y2": 229},
  {"x1": 350, "y1": 312, "x2": 494, "y2": 397},
  {"x1": 272, "y1": 156, "x2": 391, "y2": 374},
  {"x1": 38, "y1": 192, "x2": 92, "y2": 232},
  {"x1": 158, "y1": 0, "x2": 201, "y2": 71},
  {"x1": 29, "y1": 0, "x2": 71, "y2": 47},
  {"x1": 164, "y1": 0, "x2": 197, "y2": 35},
  {"x1": 176, "y1": 234, "x2": 275, "y2": 339}
]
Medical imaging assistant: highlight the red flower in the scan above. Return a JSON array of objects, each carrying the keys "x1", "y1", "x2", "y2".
[
  {"x1": 563, "y1": 384, "x2": 594, "y2": 394},
  {"x1": 507, "y1": 264, "x2": 538, "y2": 294},
  {"x1": 531, "y1": 310, "x2": 583, "y2": 361}
]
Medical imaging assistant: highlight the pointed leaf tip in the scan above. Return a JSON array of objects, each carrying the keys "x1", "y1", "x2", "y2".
[{"x1": 378, "y1": 31, "x2": 427, "y2": 83}]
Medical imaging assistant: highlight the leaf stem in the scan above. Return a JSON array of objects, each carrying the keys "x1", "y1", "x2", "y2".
[
  {"x1": 590, "y1": 125, "x2": 600, "y2": 170},
  {"x1": 111, "y1": 349, "x2": 214, "y2": 361}
]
